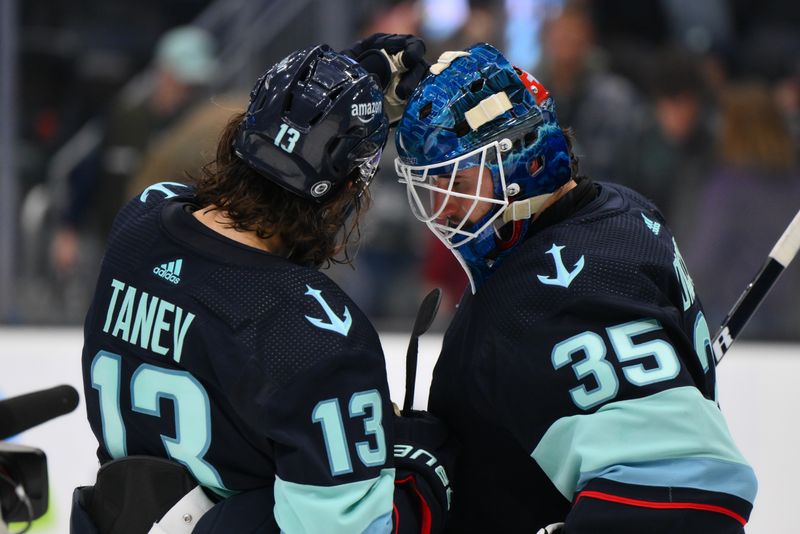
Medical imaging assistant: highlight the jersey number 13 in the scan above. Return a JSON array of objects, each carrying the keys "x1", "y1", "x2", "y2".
[{"x1": 90, "y1": 350, "x2": 231, "y2": 495}]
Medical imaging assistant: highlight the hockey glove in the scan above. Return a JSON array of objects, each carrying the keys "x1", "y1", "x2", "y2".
[
  {"x1": 392, "y1": 410, "x2": 457, "y2": 534},
  {"x1": 342, "y1": 33, "x2": 428, "y2": 125}
]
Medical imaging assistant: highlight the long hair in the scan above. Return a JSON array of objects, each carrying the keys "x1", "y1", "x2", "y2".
[{"x1": 190, "y1": 112, "x2": 371, "y2": 268}]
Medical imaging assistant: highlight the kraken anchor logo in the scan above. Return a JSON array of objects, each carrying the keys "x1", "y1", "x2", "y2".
[
  {"x1": 537, "y1": 244, "x2": 585, "y2": 288},
  {"x1": 304, "y1": 285, "x2": 352, "y2": 337}
]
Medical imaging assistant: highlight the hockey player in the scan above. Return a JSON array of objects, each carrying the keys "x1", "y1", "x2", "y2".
[
  {"x1": 394, "y1": 43, "x2": 757, "y2": 533},
  {"x1": 71, "y1": 40, "x2": 453, "y2": 534}
]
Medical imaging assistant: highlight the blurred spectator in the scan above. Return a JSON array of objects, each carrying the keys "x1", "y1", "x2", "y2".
[
  {"x1": 587, "y1": 0, "x2": 670, "y2": 89},
  {"x1": 39, "y1": 25, "x2": 218, "y2": 326},
  {"x1": 126, "y1": 93, "x2": 246, "y2": 198},
  {"x1": 361, "y1": 0, "x2": 422, "y2": 36},
  {"x1": 50, "y1": 25, "x2": 218, "y2": 277},
  {"x1": 684, "y1": 82, "x2": 800, "y2": 340},
  {"x1": 630, "y1": 48, "x2": 716, "y2": 240},
  {"x1": 534, "y1": 3, "x2": 645, "y2": 183},
  {"x1": 660, "y1": 0, "x2": 734, "y2": 58},
  {"x1": 773, "y1": 65, "x2": 800, "y2": 158},
  {"x1": 730, "y1": 0, "x2": 800, "y2": 159},
  {"x1": 730, "y1": 0, "x2": 800, "y2": 80},
  {"x1": 427, "y1": 0, "x2": 505, "y2": 60},
  {"x1": 11, "y1": 0, "x2": 799, "y2": 333},
  {"x1": 504, "y1": 0, "x2": 566, "y2": 72}
]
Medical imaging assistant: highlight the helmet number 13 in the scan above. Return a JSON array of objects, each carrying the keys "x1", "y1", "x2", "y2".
[{"x1": 275, "y1": 123, "x2": 300, "y2": 153}]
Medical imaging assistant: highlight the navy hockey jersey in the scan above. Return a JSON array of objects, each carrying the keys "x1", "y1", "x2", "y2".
[
  {"x1": 429, "y1": 180, "x2": 757, "y2": 532},
  {"x1": 81, "y1": 183, "x2": 395, "y2": 533}
]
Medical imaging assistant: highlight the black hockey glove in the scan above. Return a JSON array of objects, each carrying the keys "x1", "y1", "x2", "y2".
[
  {"x1": 392, "y1": 410, "x2": 457, "y2": 534},
  {"x1": 342, "y1": 33, "x2": 428, "y2": 125}
]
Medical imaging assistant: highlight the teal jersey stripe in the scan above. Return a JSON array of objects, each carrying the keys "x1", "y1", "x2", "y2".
[
  {"x1": 578, "y1": 457, "x2": 757, "y2": 503},
  {"x1": 532, "y1": 387, "x2": 754, "y2": 501},
  {"x1": 274, "y1": 468, "x2": 395, "y2": 534}
]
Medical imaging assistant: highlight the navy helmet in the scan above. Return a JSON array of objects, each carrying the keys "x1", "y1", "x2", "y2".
[
  {"x1": 234, "y1": 44, "x2": 389, "y2": 202},
  {"x1": 394, "y1": 43, "x2": 572, "y2": 291}
]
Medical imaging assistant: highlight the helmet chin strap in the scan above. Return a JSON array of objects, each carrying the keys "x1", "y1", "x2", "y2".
[{"x1": 501, "y1": 192, "x2": 553, "y2": 223}]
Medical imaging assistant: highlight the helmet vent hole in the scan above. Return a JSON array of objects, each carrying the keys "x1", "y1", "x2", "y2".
[
  {"x1": 328, "y1": 85, "x2": 344, "y2": 100},
  {"x1": 300, "y1": 64, "x2": 315, "y2": 83},
  {"x1": 419, "y1": 101, "x2": 432, "y2": 119},
  {"x1": 470, "y1": 78, "x2": 485, "y2": 92},
  {"x1": 524, "y1": 130, "x2": 538, "y2": 146},
  {"x1": 453, "y1": 120, "x2": 470, "y2": 137}
]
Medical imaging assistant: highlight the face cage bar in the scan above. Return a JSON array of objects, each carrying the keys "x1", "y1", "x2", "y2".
[
  {"x1": 352, "y1": 148, "x2": 382, "y2": 198},
  {"x1": 395, "y1": 140, "x2": 510, "y2": 248}
]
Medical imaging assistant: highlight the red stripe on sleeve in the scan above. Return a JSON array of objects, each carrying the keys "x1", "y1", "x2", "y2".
[{"x1": 574, "y1": 489, "x2": 747, "y2": 526}]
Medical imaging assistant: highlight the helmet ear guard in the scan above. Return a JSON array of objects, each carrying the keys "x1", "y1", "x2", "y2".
[{"x1": 324, "y1": 130, "x2": 359, "y2": 181}]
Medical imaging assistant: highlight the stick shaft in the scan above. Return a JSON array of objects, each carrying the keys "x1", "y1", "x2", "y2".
[
  {"x1": 713, "y1": 209, "x2": 800, "y2": 363},
  {"x1": 403, "y1": 338, "x2": 419, "y2": 412},
  {"x1": 402, "y1": 288, "x2": 442, "y2": 413}
]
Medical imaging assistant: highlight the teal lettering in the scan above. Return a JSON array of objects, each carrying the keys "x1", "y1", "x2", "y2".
[
  {"x1": 151, "y1": 300, "x2": 175, "y2": 356},
  {"x1": 104, "y1": 279, "x2": 126, "y2": 333},
  {"x1": 104, "y1": 280, "x2": 194, "y2": 362},
  {"x1": 130, "y1": 291, "x2": 159, "y2": 350},
  {"x1": 112, "y1": 285, "x2": 137, "y2": 341},
  {"x1": 172, "y1": 307, "x2": 195, "y2": 363},
  {"x1": 672, "y1": 238, "x2": 695, "y2": 311}
]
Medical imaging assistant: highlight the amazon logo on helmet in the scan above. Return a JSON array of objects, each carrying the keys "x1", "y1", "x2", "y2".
[{"x1": 351, "y1": 100, "x2": 383, "y2": 121}]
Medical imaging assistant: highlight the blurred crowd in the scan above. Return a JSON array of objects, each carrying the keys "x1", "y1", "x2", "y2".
[{"x1": 10, "y1": 0, "x2": 800, "y2": 339}]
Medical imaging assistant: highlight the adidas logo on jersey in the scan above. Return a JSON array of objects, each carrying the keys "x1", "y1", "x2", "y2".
[
  {"x1": 642, "y1": 213, "x2": 661, "y2": 235},
  {"x1": 152, "y1": 259, "x2": 183, "y2": 284}
]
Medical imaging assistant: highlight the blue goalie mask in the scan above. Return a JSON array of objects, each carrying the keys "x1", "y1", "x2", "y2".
[{"x1": 394, "y1": 43, "x2": 572, "y2": 291}]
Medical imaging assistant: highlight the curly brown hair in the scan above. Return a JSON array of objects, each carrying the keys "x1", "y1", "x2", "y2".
[{"x1": 189, "y1": 112, "x2": 371, "y2": 268}]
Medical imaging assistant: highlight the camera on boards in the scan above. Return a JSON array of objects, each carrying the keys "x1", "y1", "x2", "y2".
[{"x1": 0, "y1": 385, "x2": 80, "y2": 531}]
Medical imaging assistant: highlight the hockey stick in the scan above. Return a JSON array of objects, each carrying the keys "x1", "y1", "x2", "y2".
[
  {"x1": 403, "y1": 288, "x2": 443, "y2": 414},
  {"x1": 713, "y1": 208, "x2": 800, "y2": 363}
]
